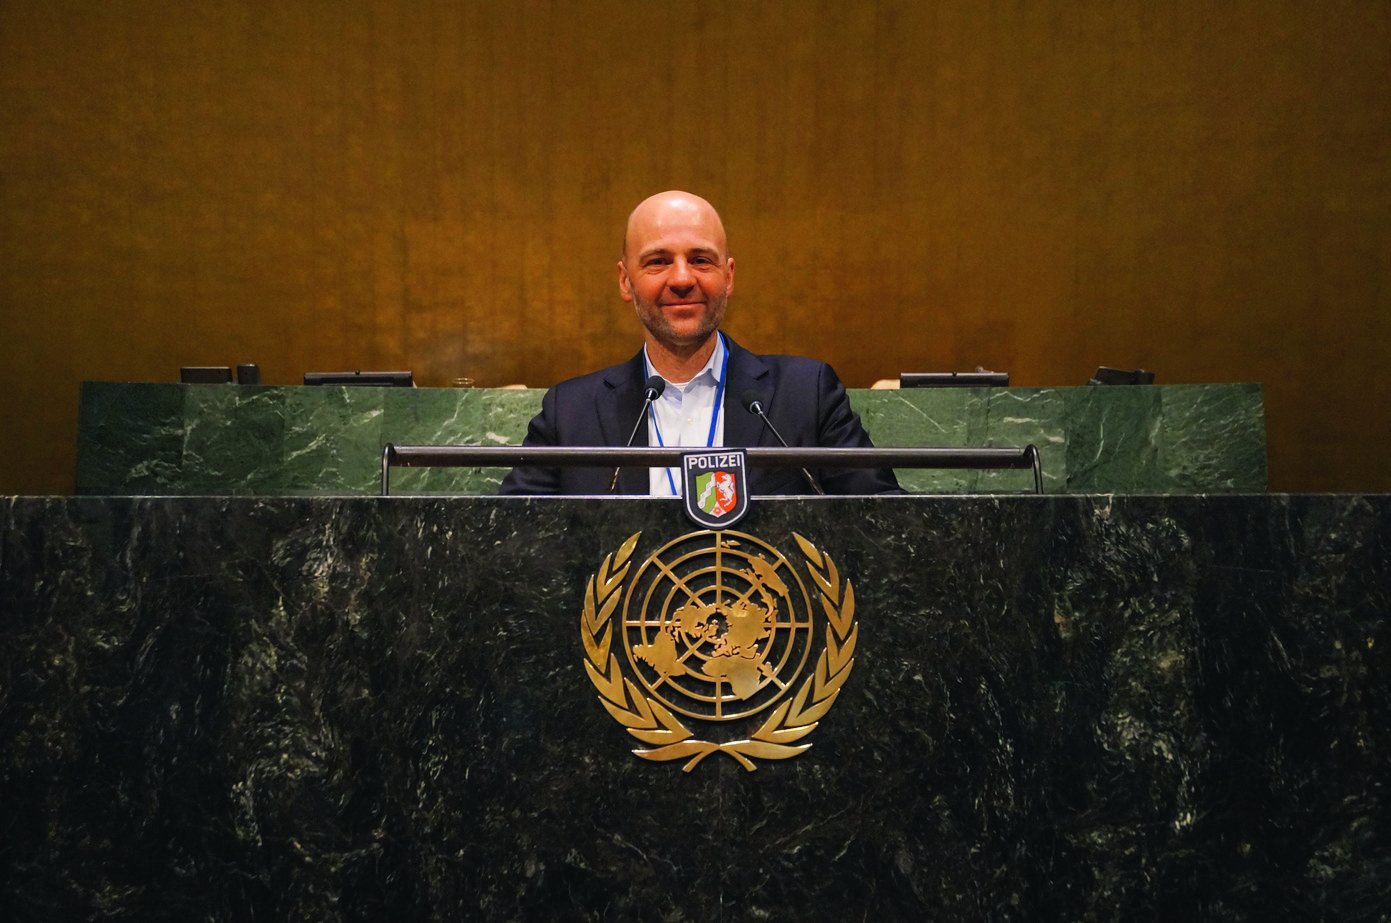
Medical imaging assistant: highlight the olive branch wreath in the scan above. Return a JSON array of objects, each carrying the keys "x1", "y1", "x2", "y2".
[{"x1": 580, "y1": 531, "x2": 857, "y2": 772}]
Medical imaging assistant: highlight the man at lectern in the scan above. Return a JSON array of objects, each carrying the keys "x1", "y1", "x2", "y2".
[{"x1": 499, "y1": 191, "x2": 900, "y2": 497}]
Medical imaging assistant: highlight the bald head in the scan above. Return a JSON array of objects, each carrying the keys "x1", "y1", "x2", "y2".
[
  {"x1": 622, "y1": 191, "x2": 729, "y2": 265},
  {"x1": 617, "y1": 190, "x2": 736, "y2": 371}
]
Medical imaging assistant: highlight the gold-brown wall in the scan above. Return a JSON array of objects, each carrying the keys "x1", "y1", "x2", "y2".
[{"x1": 3, "y1": 1, "x2": 1388, "y2": 494}]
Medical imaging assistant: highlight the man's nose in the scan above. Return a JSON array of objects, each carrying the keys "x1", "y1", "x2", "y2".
[{"x1": 667, "y1": 258, "x2": 695, "y2": 290}]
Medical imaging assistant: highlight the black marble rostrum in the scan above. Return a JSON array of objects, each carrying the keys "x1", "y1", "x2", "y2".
[{"x1": 2, "y1": 494, "x2": 1388, "y2": 921}]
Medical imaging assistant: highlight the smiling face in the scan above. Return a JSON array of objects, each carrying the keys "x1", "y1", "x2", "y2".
[{"x1": 617, "y1": 192, "x2": 735, "y2": 360}]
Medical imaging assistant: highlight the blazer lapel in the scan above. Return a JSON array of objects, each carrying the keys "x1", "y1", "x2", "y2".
[
  {"x1": 721, "y1": 336, "x2": 772, "y2": 448},
  {"x1": 602, "y1": 351, "x2": 652, "y2": 494}
]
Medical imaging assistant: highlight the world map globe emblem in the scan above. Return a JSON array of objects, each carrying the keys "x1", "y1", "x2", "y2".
[{"x1": 621, "y1": 531, "x2": 816, "y2": 721}]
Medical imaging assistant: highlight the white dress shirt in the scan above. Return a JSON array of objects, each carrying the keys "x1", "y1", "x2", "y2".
[{"x1": 644, "y1": 335, "x2": 728, "y2": 497}]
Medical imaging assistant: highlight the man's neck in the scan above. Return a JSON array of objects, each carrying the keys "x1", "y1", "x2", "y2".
[{"x1": 644, "y1": 332, "x2": 720, "y2": 384}]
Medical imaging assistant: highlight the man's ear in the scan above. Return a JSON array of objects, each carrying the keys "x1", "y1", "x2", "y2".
[
  {"x1": 617, "y1": 260, "x2": 634, "y2": 302},
  {"x1": 725, "y1": 257, "x2": 735, "y2": 296}
]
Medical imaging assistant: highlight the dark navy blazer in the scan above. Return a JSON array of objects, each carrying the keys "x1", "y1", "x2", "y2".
[{"x1": 498, "y1": 336, "x2": 901, "y2": 496}]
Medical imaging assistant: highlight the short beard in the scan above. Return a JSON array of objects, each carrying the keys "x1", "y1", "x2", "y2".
[{"x1": 635, "y1": 293, "x2": 727, "y2": 355}]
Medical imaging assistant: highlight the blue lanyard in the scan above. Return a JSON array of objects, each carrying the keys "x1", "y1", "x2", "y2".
[{"x1": 646, "y1": 334, "x2": 728, "y2": 495}]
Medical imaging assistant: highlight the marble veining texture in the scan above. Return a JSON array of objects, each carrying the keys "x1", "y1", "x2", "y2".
[
  {"x1": 75, "y1": 382, "x2": 1266, "y2": 496},
  {"x1": 2, "y1": 493, "x2": 1384, "y2": 921}
]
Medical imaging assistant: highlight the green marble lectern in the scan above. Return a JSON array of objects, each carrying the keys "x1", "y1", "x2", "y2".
[{"x1": 75, "y1": 381, "x2": 1266, "y2": 495}]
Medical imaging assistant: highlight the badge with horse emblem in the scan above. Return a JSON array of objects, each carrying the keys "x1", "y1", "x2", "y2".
[
  {"x1": 580, "y1": 529, "x2": 858, "y2": 771},
  {"x1": 681, "y1": 450, "x2": 749, "y2": 529}
]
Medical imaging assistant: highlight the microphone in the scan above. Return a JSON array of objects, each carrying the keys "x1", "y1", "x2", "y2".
[
  {"x1": 740, "y1": 390, "x2": 825, "y2": 495},
  {"x1": 610, "y1": 375, "x2": 667, "y2": 492}
]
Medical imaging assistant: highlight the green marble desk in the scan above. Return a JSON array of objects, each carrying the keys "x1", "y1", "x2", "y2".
[{"x1": 75, "y1": 381, "x2": 1266, "y2": 495}]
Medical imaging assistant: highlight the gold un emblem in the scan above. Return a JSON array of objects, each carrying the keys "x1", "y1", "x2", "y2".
[{"x1": 581, "y1": 530, "x2": 857, "y2": 771}]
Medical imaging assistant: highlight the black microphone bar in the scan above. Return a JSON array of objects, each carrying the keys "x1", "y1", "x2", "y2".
[
  {"x1": 382, "y1": 444, "x2": 1043, "y2": 495},
  {"x1": 740, "y1": 390, "x2": 825, "y2": 495},
  {"x1": 609, "y1": 375, "x2": 667, "y2": 492}
]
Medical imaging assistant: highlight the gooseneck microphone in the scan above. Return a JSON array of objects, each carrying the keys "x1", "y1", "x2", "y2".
[
  {"x1": 610, "y1": 375, "x2": 667, "y2": 492},
  {"x1": 740, "y1": 390, "x2": 825, "y2": 495}
]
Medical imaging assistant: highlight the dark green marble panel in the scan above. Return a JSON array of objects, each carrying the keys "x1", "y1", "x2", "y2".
[
  {"x1": 74, "y1": 381, "x2": 186, "y2": 493},
  {"x1": 275, "y1": 385, "x2": 385, "y2": 493},
  {"x1": 1156, "y1": 383, "x2": 1269, "y2": 491},
  {"x1": 1057, "y1": 384, "x2": 1269, "y2": 492},
  {"x1": 1062, "y1": 384, "x2": 1164, "y2": 490},
  {"x1": 380, "y1": 388, "x2": 541, "y2": 495},
  {"x1": 977, "y1": 386, "x2": 1067, "y2": 493},
  {"x1": 75, "y1": 382, "x2": 1265, "y2": 496},
  {"x1": 1, "y1": 494, "x2": 1385, "y2": 920},
  {"x1": 182, "y1": 385, "x2": 288, "y2": 494},
  {"x1": 854, "y1": 386, "x2": 983, "y2": 493}
]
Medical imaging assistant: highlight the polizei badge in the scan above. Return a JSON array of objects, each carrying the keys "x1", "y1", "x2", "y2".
[{"x1": 682, "y1": 450, "x2": 749, "y2": 529}]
